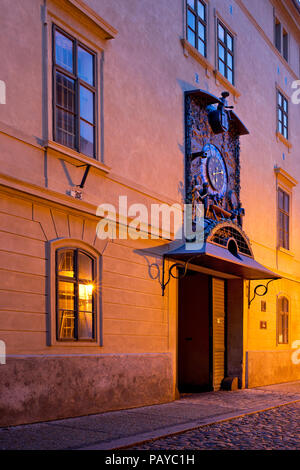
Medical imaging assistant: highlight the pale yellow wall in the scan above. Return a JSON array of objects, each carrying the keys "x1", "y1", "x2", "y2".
[
  {"x1": 0, "y1": 190, "x2": 169, "y2": 355},
  {"x1": 0, "y1": 0, "x2": 299, "y2": 381}
]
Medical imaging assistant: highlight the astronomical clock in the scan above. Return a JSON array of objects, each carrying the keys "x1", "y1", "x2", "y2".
[{"x1": 185, "y1": 90, "x2": 248, "y2": 232}]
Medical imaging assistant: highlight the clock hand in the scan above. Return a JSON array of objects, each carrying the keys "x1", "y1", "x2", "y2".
[{"x1": 213, "y1": 171, "x2": 223, "y2": 176}]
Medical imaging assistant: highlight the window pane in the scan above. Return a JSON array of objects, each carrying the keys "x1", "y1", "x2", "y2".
[
  {"x1": 55, "y1": 31, "x2": 73, "y2": 73},
  {"x1": 227, "y1": 34, "x2": 233, "y2": 51},
  {"x1": 78, "y1": 283, "x2": 93, "y2": 312},
  {"x1": 198, "y1": 21, "x2": 205, "y2": 40},
  {"x1": 78, "y1": 252, "x2": 93, "y2": 281},
  {"x1": 187, "y1": 0, "x2": 195, "y2": 9},
  {"x1": 58, "y1": 281, "x2": 75, "y2": 339},
  {"x1": 78, "y1": 312, "x2": 93, "y2": 340},
  {"x1": 56, "y1": 72, "x2": 75, "y2": 112},
  {"x1": 197, "y1": 1, "x2": 205, "y2": 20},
  {"x1": 58, "y1": 310, "x2": 75, "y2": 339},
  {"x1": 283, "y1": 126, "x2": 288, "y2": 139},
  {"x1": 198, "y1": 39, "x2": 205, "y2": 56},
  {"x1": 218, "y1": 23, "x2": 225, "y2": 42},
  {"x1": 278, "y1": 189, "x2": 284, "y2": 210},
  {"x1": 284, "y1": 193, "x2": 289, "y2": 212},
  {"x1": 187, "y1": 10, "x2": 196, "y2": 30},
  {"x1": 227, "y1": 68, "x2": 233, "y2": 84},
  {"x1": 278, "y1": 92, "x2": 282, "y2": 106},
  {"x1": 78, "y1": 46, "x2": 94, "y2": 86},
  {"x1": 218, "y1": 44, "x2": 225, "y2": 61},
  {"x1": 283, "y1": 32, "x2": 288, "y2": 61},
  {"x1": 187, "y1": 28, "x2": 196, "y2": 47},
  {"x1": 283, "y1": 99, "x2": 288, "y2": 112},
  {"x1": 56, "y1": 108, "x2": 76, "y2": 149},
  {"x1": 80, "y1": 86, "x2": 94, "y2": 124},
  {"x1": 275, "y1": 21, "x2": 281, "y2": 51},
  {"x1": 218, "y1": 59, "x2": 225, "y2": 76},
  {"x1": 58, "y1": 281, "x2": 74, "y2": 310},
  {"x1": 80, "y1": 120, "x2": 94, "y2": 157},
  {"x1": 227, "y1": 52, "x2": 233, "y2": 70},
  {"x1": 58, "y1": 250, "x2": 74, "y2": 277}
]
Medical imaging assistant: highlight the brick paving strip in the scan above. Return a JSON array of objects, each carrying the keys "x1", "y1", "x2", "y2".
[{"x1": 0, "y1": 381, "x2": 300, "y2": 450}]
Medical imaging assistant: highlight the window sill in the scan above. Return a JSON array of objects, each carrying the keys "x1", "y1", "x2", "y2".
[
  {"x1": 181, "y1": 38, "x2": 214, "y2": 77},
  {"x1": 277, "y1": 246, "x2": 294, "y2": 257},
  {"x1": 213, "y1": 70, "x2": 241, "y2": 102},
  {"x1": 276, "y1": 131, "x2": 292, "y2": 151},
  {"x1": 46, "y1": 140, "x2": 111, "y2": 176}
]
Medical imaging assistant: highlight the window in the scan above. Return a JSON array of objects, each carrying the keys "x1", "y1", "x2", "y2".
[
  {"x1": 274, "y1": 18, "x2": 288, "y2": 62},
  {"x1": 278, "y1": 188, "x2": 290, "y2": 250},
  {"x1": 277, "y1": 296, "x2": 289, "y2": 344},
  {"x1": 56, "y1": 248, "x2": 96, "y2": 341},
  {"x1": 53, "y1": 26, "x2": 97, "y2": 158},
  {"x1": 217, "y1": 20, "x2": 234, "y2": 85},
  {"x1": 277, "y1": 90, "x2": 288, "y2": 140},
  {"x1": 186, "y1": 0, "x2": 207, "y2": 57}
]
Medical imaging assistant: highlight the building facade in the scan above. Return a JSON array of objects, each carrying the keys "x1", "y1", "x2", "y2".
[{"x1": 0, "y1": 0, "x2": 300, "y2": 426}]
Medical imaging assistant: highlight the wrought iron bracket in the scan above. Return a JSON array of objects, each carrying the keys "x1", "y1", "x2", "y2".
[
  {"x1": 248, "y1": 278, "x2": 277, "y2": 308},
  {"x1": 76, "y1": 164, "x2": 91, "y2": 188},
  {"x1": 161, "y1": 254, "x2": 202, "y2": 296}
]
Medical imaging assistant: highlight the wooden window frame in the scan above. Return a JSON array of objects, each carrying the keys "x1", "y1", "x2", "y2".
[
  {"x1": 186, "y1": 0, "x2": 207, "y2": 57},
  {"x1": 278, "y1": 187, "x2": 290, "y2": 251},
  {"x1": 217, "y1": 19, "x2": 234, "y2": 85},
  {"x1": 277, "y1": 296, "x2": 289, "y2": 345},
  {"x1": 52, "y1": 24, "x2": 98, "y2": 159},
  {"x1": 56, "y1": 248, "x2": 96, "y2": 342},
  {"x1": 277, "y1": 90, "x2": 289, "y2": 141}
]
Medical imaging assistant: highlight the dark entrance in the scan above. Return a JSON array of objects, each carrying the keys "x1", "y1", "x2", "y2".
[
  {"x1": 178, "y1": 271, "x2": 212, "y2": 392},
  {"x1": 178, "y1": 270, "x2": 227, "y2": 392}
]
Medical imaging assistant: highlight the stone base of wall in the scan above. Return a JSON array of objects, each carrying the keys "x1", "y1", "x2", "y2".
[
  {"x1": 0, "y1": 353, "x2": 174, "y2": 427},
  {"x1": 246, "y1": 350, "x2": 300, "y2": 388}
]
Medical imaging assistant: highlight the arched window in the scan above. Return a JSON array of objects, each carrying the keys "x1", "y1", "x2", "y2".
[
  {"x1": 277, "y1": 296, "x2": 289, "y2": 344},
  {"x1": 56, "y1": 248, "x2": 96, "y2": 341}
]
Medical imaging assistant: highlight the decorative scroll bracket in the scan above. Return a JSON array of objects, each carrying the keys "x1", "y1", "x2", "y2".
[{"x1": 248, "y1": 279, "x2": 278, "y2": 308}]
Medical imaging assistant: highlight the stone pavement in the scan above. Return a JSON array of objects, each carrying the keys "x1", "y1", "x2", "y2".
[{"x1": 0, "y1": 381, "x2": 300, "y2": 450}]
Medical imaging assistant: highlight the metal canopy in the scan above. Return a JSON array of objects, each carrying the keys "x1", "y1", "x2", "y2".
[
  {"x1": 164, "y1": 242, "x2": 279, "y2": 280},
  {"x1": 185, "y1": 89, "x2": 249, "y2": 136}
]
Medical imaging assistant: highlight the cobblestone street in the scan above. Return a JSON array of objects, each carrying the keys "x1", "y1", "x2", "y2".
[{"x1": 131, "y1": 403, "x2": 300, "y2": 450}]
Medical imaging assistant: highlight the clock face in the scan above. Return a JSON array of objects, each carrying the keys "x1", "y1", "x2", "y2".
[
  {"x1": 200, "y1": 144, "x2": 228, "y2": 197},
  {"x1": 207, "y1": 155, "x2": 226, "y2": 191}
]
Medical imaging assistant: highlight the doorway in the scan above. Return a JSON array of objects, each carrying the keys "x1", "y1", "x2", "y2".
[{"x1": 178, "y1": 270, "x2": 226, "y2": 392}]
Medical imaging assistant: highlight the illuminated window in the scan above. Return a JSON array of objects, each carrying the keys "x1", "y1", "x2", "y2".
[
  {"x1": 217, "y1": 20, "x2": 234, "y2": 85},
  {"x1": 277, "y1": 297, "x2": 289, "y2": 344},
  {"x1": 56, "y1": 248, "x2": 96, "y2": 341},
  {"x1": 186, "y1": 0, "x2": 207, "y2": 57},
  {"x1": 53, "y1": 26, "x2": 97, "y2": 158}
]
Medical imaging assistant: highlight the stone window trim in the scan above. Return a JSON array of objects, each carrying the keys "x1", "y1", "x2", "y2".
[
  {"x1": 274, "y1": 166, "x2": 298, "y2": 256},
  {"x1": 276, "y1": 294, "x2": 290, "y2": 346},
  {"x1": 47, "y1": 238, "x2": 102, "y2": 347}
]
